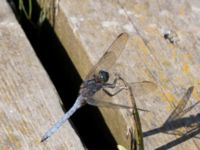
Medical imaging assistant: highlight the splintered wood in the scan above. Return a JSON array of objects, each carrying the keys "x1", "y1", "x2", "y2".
[{"x1": 0, "y1": 0, "x2": 84, "y2": 149}]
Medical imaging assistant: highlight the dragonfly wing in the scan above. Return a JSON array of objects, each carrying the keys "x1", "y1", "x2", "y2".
[
  {"x1": 129, "y1": 81, "x2": 157, "y2": 97},
  {"x1": 86, "y1": 33, "x2": 129, "y2": 79},
  {"x1": 163, "y1": 86, "x2": 194, "y2": 124},
  {"x1": 86, "y1": 98, "x2": 132, "y2": 109}
]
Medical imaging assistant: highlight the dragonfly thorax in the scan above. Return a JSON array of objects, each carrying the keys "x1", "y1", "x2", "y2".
[{"x1": 96, "y1": 70, "x2": 109, "y2": 83}]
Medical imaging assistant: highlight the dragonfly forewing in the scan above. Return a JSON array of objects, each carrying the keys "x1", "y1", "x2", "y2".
[{"x1": 86, "y1": 33, "x2": 129, "y2": 79}]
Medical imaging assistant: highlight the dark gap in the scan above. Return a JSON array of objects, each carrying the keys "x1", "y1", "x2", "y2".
[{"x1": 8, "y1": 1, "x2": 118, "y2": 150}]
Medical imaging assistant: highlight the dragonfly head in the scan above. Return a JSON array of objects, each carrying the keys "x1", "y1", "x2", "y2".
[{"x1": 97, "y1": 70, "x2": 109, "y2": 83}]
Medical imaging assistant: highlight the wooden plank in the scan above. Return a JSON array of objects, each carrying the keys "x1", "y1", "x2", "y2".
[
  {"x1": 37, "y1": 0, "x2": 200, "y2": 149},
  {"x1": 0, "y1": 0, "x2": 84, "y2": 149}
]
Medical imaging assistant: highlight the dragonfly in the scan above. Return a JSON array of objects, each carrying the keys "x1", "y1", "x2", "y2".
[{"x1": 41, "y1": 32, "x2": 157, "y2": 142}]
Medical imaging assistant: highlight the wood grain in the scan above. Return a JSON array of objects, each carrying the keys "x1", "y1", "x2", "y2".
[{"x1": 0, "y1": 0, "x2": 84, "y2": 149}]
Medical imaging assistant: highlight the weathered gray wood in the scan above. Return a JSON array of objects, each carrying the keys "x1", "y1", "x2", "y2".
[
  {"x1": 37, "y1": 0, "x2": 200, "y2": 149},
  {"x1": 0, "y1": 0, "x2": 84, "y2": 149}
]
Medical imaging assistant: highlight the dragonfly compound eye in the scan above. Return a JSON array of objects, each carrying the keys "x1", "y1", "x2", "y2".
[{"x1": 99, "y1": 70, "x2": 109, "y2": 83}]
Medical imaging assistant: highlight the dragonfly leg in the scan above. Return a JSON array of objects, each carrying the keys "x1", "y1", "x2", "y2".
[
  {"x1": 103, "y1": 74, "x2": 128, "y2": 96},
  {"x1": 104, "y1": 74, "x2": 120, "y2": 88},
  {"x1": 103, "y1": 86, "x2": 127, "y2": 96},
  {"x1": 104, "y1": 73, "x2": 127, "y2": 88}
]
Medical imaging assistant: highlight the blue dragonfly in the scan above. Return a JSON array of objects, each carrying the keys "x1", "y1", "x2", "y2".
[{"x1": 41, "y1": 33, "x2": 157, "y2": 142}]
